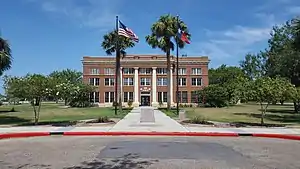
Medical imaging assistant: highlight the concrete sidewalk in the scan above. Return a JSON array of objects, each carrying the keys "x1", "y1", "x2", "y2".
[{"x1": 109, "y1": 107, "x2": 188, "y2": 132}]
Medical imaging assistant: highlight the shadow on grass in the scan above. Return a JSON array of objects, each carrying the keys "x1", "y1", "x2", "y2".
[
  {"x1": 16, "y1": 120, "x2": 78, "y2": 127},
  {"x1": 0, "y1": 116, "x2": 30, "y2": 125},
  {"x1": 263, "y1": 109, "x2": 296, "y2": 114},
  {"x1": 234, "y1": 112, "x2": 300, "y2": 124},
  {"x1": 63, "y1": 153, "x2": 157, "y2": 169}
]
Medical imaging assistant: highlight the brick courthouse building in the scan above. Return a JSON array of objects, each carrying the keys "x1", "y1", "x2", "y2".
[{"x1": 82, "y1": 54, "x2": 209, "y2": 107}]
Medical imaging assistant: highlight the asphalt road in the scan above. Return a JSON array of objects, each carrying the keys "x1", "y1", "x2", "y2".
[{"x1": 0, "y1": 136, "x2": 300, "y2": 169}]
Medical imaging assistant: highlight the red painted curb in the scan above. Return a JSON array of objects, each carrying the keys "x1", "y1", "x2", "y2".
[
  {"x1": 0, "y1": 132, "x2": 50, "y2": 139},
  {"x1": 63, "y1": 131, "x2": 239, "y2": 137},
  {"x1": 253, "y1": 133, "x2": 300, "y2": 140}
]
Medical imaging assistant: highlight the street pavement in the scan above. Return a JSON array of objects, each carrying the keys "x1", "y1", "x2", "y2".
[{"x1": 0, "y1": 136, "x2": 300, "y2": 168}]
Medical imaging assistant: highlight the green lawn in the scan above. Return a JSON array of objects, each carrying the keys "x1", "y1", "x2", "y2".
[
  {"x1": 160, "y1": 103, "x2": 300, "y2": 126},
  {"x1": 0, "y1": 103, "x2": 131, "y2": 126}
]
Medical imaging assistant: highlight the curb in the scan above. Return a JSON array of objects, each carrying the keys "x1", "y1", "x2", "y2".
[
  {"x1": 0, "y1": 132, "x2": 50, "y2": 139},
  {"x1": 0, "y1": 132, "x2": 300, "y2": 141},
  {"x1": 63, "y1": 131, "x2": 239, "y2": 137}
]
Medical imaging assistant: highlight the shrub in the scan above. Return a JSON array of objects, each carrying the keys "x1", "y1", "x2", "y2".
[
  {"x1": 113, "y1": 101, "x2": 119, "y2": 107},
  {"x1": 127, "y1": 99, "x2": 133, "y2": 107},
  {"x1": 190, "y1": 116, "x2": 213, "y2": 125},
  {"x1": 159, "y1": 101, "x2": 163, "y2": 107}
]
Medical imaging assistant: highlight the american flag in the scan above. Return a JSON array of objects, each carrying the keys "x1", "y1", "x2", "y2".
[{"x1": 118, "y1": 20, "x2": 139, "y2": 42}]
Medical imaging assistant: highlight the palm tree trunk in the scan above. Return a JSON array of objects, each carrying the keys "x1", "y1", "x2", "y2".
[
  {"x1": 116, "y1": 55, "x2": 122, "y2": 113},
  {"x1": 166, "y1": 49, "x2": 171, "y2": 110}
]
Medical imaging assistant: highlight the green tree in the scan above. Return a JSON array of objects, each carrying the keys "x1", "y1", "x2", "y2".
[
  {"x1": 0, "y1": 37, "x2": 12, "y2": 76},
  {"x1": 49, "y1": 69, "x2": 82, "y2": 104},
  {"x1": 249, "y1": 77, "x2": 294, "y2": 125},
  {"x1": 198, "y1": 84, "x2": 229, "y2": 107},
  {"x1": 145, "y1": 14, "x2": 190, "y2": 109},
  {"x1": 49, "y1": 69, "x2": 82, "y2": 84},
  {"x1": 292, "y1": 17, "x2": 300, "y2": 51},
  {"x1": 208, "y1": 65, "x2": 246, "y2": 104},
  {"x1": 5, "y1": 74, "x2": 51, "y2": 124},
  {"x1": 265, "y1": 19, "x2": 300, "y2": 112},
  {"x1": 240, "y1": 52, "x2": 267, "y2": 80},
  {"x1": 69, "y1": 83, "x2": 95, "y2": 107},
  {"x1": 101, "y1": 30, "x2": 136, "y2": 113}
]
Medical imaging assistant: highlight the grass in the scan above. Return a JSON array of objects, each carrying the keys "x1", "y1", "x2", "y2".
[
  {"x1": 0, "y1": 103, "x2": 132, "y2": 126},
  {"x1": 182, "y1": 103, "x2": 300, "y2": 126}
]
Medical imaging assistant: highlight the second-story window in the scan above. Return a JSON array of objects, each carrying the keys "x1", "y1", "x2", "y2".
[
  {"x1": 192, "y1": 78, "x2": 202, "y2": 86},
  {"x1": 157, "y1": 68, "x2": 167, "y2": 74},
  {"x1": 90, "y1": 68, "x2": 99, "y2": 75},
  {"x1": 89, "y1": 78, "x2": 100, "y2": 86},
  {"x1": 123, "y1": 68, "x2": 134, "y2": 74},
  {"x1": 178, "y1": 68, "x2": 186, "y2": 75},
  {"x1": 139, "y1": 68, "x2": 152, "y2": 74},
  {"x1": 140, "y1": 78, "x2": 151, "y2": 86},
  {"x1": 192, "y1": 68, "x2": 202, "y2": 75},
  {"x1": 157, "y1": 77, "x2": 167, "y2": 86},
  {"x1": 178, "y1": 78, "x2": 186, "y2": 86},
  {"x1": 123, "y1": 77, "x2": 134, "y2": 86},
  {"x1": 104, "y1": 78, "x2": 115, "y2": 86},
  {"x1": 104, "y1": 68, "x2": 115, "y2": 75}
]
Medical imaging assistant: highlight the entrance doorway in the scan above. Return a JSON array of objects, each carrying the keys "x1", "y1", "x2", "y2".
[{"x1": 141, "y1": 96, "x2": 150, "y2": 106}]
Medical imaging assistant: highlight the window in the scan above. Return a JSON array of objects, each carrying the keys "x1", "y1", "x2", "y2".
[
  {"x1": 123, "y1": 92, "x2": 134, "y2": 102},
  {"x1": 123, "y1": 68, "x2": 134, "y2": 74},
  {"x1": 140, "y1": 78, "x2": 151, "y2": 86},
  {"x1": 105, "y1": 92, "x2": 115, "y2": 103},
  {"x1": 123, "y1": 78, "x2": 134, "y2": 86},
  {"x1": 192, "y1": 78, "x2": 202, "y2": 86},
  {"x1": 157, "y1": 68, "x2": 167, "y2": 74},
  {"x1": 139, "y1": 68, "x2": 152, "y2": 74},
  {"x1": 192, "y1": 68, "x2": 202, "y2": 75},
  {"x1": 191, "y1": 91, "x2": 200, "y2": 103},
  {"x1": 182, "y1": 91, "x2": 188, "y2": 103},
  {"x1": 90, "y1": 68, "x2": 99, "y2": 75},
  {"x1": 104, "y1": 68, "x2": 115, "y2": 75},
  {"x1": 89, "y1": 78, "x2": 100, "y2": 86},
  {"x1": 176, "y1": 91, "x2": 188, "y2": 103},
  {"x1": 157, "y1": 78, "x2": 167, "y2": 86},
  {"x1": 176, "y1": 91, "x2": 181, "y2": 103},
  {"x1": 89, "y1": 92, "x2": 99, "y2": 103},
  {"x1": 178, "y1": 78, "x2": 186, "y2": 86},
  {"x1": 158, "y1": 92, "x2": 168, "y2": 102},
  {"x1": 104, "y1": 78, "x2": 114, "y2": 86},
  {"x1": 178, "y1": 68, "x2": 186, "y2": 75}
]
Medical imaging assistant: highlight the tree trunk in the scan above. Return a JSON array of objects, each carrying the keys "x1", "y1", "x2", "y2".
[
  {"x1": 166, "y1": 49, "x2": 171, "y2": 110},
  {"x1": 260, "y1": 103, "x2": 265, "y2": 125},
  {"x1": 116, "y1": 53, "x2": 122, "y2": 113},
  {"x1": 294, "y1": 102, "x2": 299, "y2": 113}
]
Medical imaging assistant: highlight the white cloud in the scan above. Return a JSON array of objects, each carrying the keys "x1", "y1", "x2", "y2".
[
  {"x1": 189, "y1": 25, "x2": 272, "y2": 66},
  {"x1": 27, "y1": 0, "x2": 122, "y2": 30}
]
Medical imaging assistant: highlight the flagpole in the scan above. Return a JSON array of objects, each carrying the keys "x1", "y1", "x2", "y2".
[
  {"x1": 176, "y1": 15, "x2": 179, "y2": 115},
  {"x1": 115, "y1": 15, "x2": 119, "y2": 115}
]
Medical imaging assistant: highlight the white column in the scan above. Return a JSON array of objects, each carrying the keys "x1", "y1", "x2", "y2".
[
  {"x1": 120, "y1": 67, "x2": 123, "y2": 105},
  {"x1": 170, "y1": 67, "x2": 174, "y2": 105},
  {"x1": 151, "y1": 67, "x2": 158, "y2": 107},
  {"x1": 133, "y1": 67, "x2": 139, "y2": 107}
]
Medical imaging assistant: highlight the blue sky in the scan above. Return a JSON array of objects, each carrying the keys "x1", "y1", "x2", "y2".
[{"x1": 1, "y1": 0, "x2": 300, "y2": 93}]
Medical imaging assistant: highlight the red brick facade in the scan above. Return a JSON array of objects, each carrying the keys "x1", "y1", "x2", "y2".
[{"x1": 82, "y1": 54, "x2": 209, "y2": 107}]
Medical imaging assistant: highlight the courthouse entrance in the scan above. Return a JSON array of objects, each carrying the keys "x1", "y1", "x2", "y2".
[{"x1": 140, "y1": 92, "x2": 151, "y2": 106}]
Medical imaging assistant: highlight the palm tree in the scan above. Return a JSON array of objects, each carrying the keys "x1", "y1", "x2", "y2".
[
  {"x1": 145, "y1": 14, "x2": 190, "y2": 109},
  {"x1": 0, "y1": 37, "x2": 12, "y2": 76},
  {"x1": 101, "y1": 30, "x2": 135, "y2": 113}
]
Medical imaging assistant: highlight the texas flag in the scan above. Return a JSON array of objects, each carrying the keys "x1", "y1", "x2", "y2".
[{"x1": 177, "y1": 28, "x2": 190, "y2": 44}]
